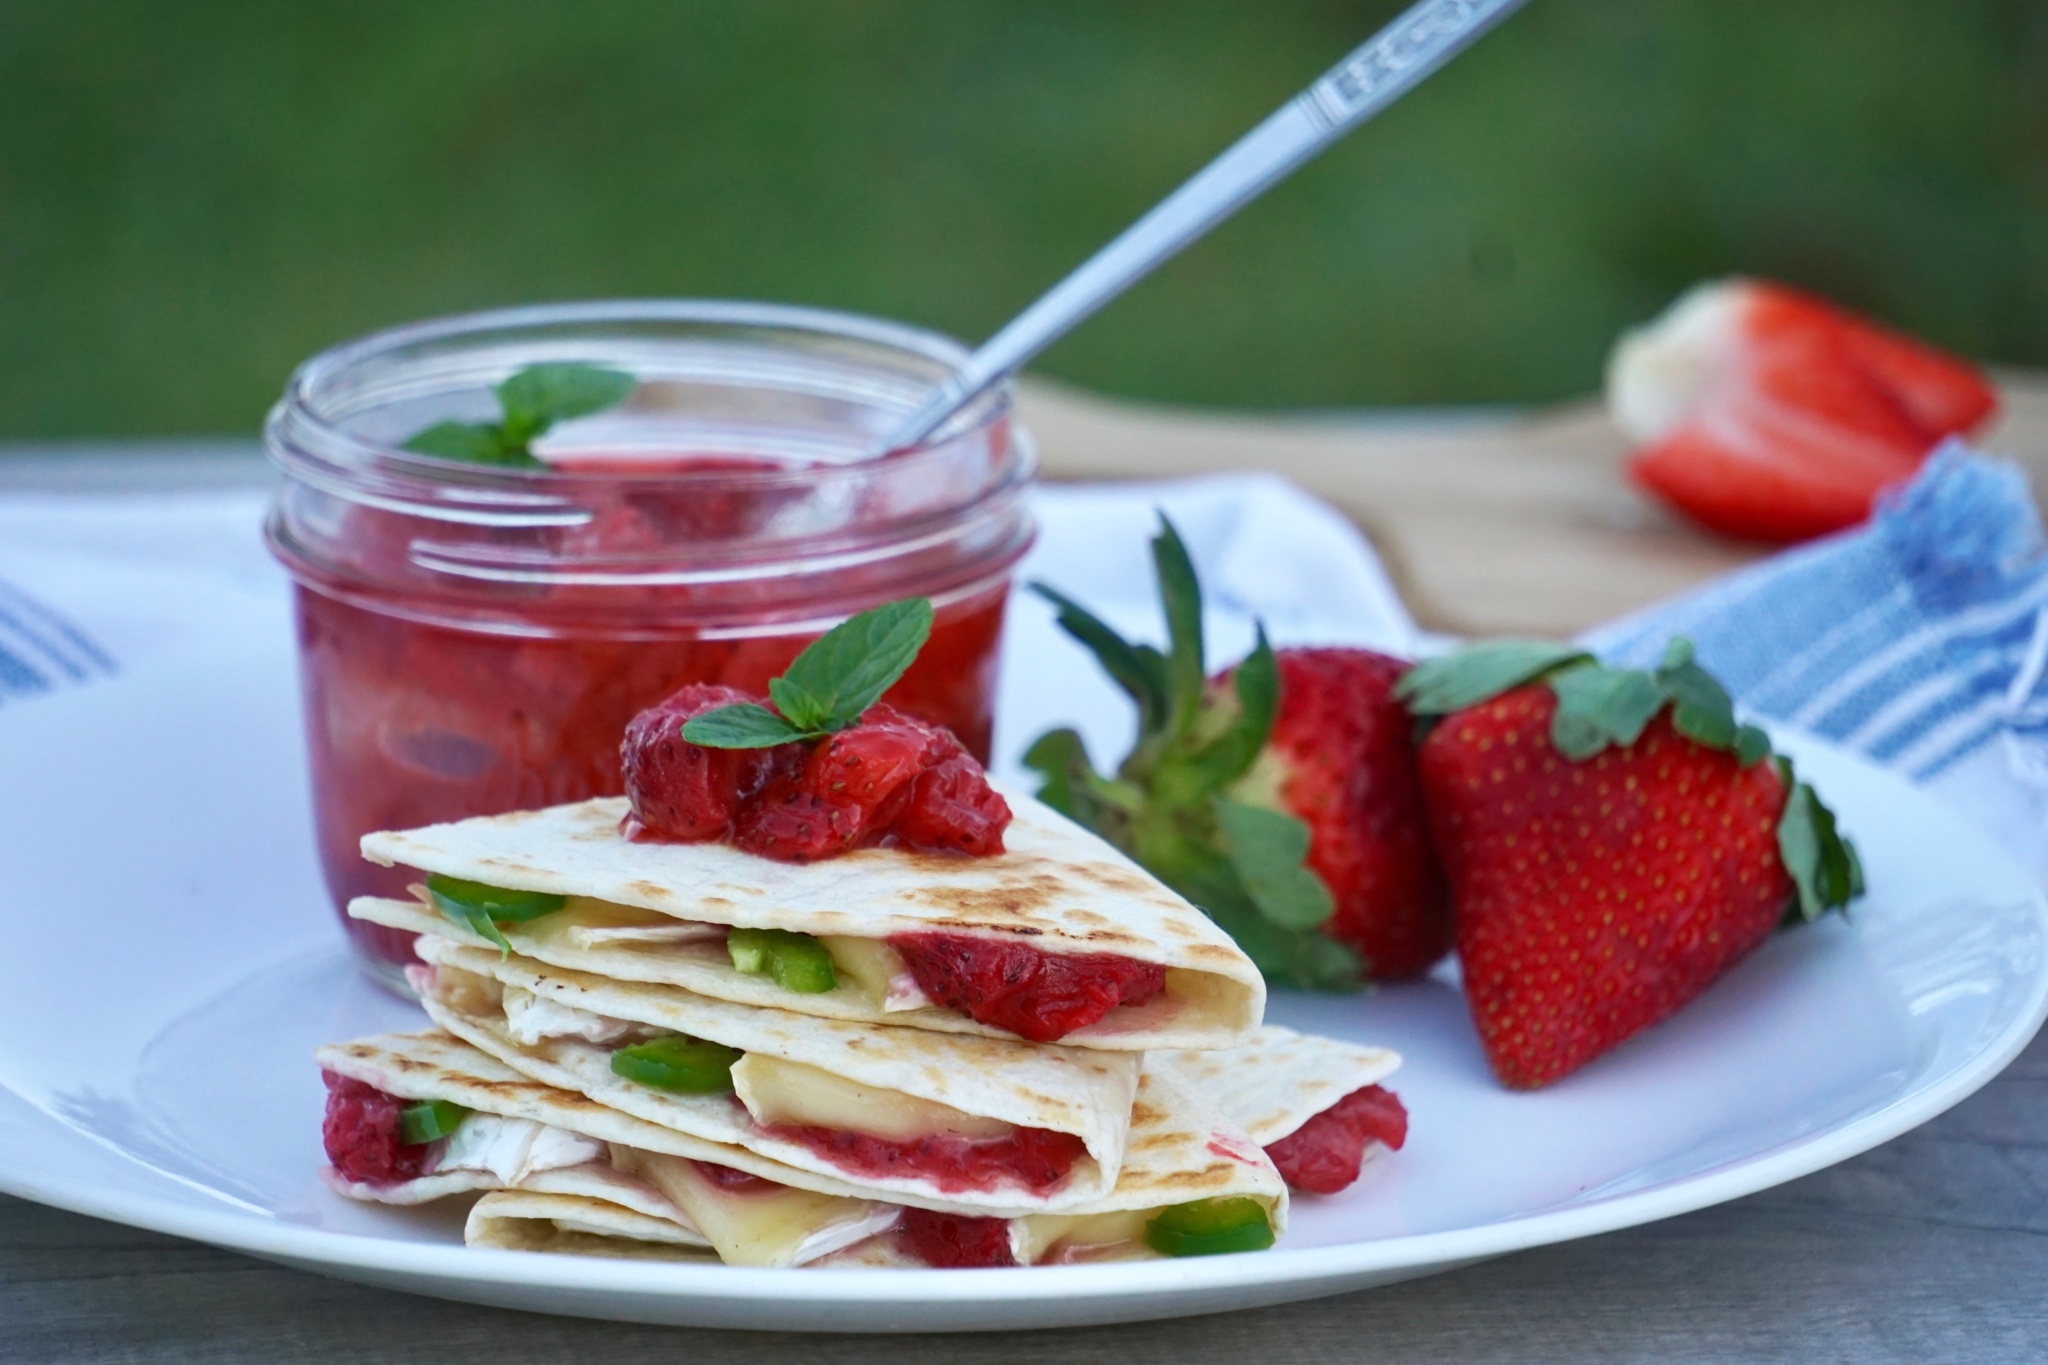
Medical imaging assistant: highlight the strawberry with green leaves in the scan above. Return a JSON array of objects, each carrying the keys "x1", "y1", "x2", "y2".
[
  {"x1": 1024, "y1": 518, "x2": 1449, "y2": 989},
  {"x1": 1398, "y1": 638, "x2": 1863, "y2": 1089}
]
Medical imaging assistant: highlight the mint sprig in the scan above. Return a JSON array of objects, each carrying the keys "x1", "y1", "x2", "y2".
[
  {"x1": 682, "y1": 598, "x2": 934, "y2": 748},
  {"x1": 1397, "y1": 635, "x2": 1860, "y2": 921},
  {"x1": 403, "y1": 362, "x2": 635, "y2": 468},
  {"x1": 1024, "y1": 516, "x2": 1360, "y2": 990}
]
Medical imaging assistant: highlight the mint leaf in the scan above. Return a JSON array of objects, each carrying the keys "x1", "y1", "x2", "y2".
[
  {"x1": 1397, "y1": 640, "x2": 1589, "y2": 716},
  {"x1": 403, "y1": 421, "x2": 533, "y2": 467},
  {"x1": 682, "y1": 702, "x2": 813, "y2": 748},
  {"x1": 767, "y1": 676, "x2": 832, "y2": 733},
  {"x1": 777, "y1": 598, "x2": 933, "y2": 730},
  {"x1": 1031, "y1": 584, "x2": 1170, "y2": 736},
  {"x1": 496, "y1": 364, "x2": 635, "y2": 441},
  {"x1": 1548, "y1": 661, "x2": 1664, "y2": 760},
  {"x1": 404, "y1": 363, "x2": 633, "y2": 467},
  {"x1": 1214, "y1": 797, "x2": 1335, "y2": 931},
  {"x1": 1152, "y1": 517, "x2": 1207, "y2": 738}
]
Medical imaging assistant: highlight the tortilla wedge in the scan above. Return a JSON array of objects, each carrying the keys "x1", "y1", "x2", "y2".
[
  {"x1": 408, "y1": 936, "x2": 1142, "y2": 1214},
  {"x1": 354, "y1": 780, "x2": 1262, "y2": 1050},
  {"x1": 456, "y1": 1064, "x2": 1288, "y2": 1267},
  {"x1": 1157, "y1": 1023, "x2": 1402, "y2": 1146}
]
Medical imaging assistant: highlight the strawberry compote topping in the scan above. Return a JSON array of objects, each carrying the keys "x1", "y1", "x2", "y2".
[
  {"x1": 321, "y1": 1072, "x2": 434, "y2": 1186},
  {"x1": 767, "y1": 1122, "x2": 1085, "y2": 1196},
  {"x1": 693, "y1": 1160, "x2": 780, "y2": 1194},
  {"x1": 897, "y1": 1209, "x2": 1017, "y2": 1269},
  {"x1": 889, "y1": 933, "x2": 1167, "y2": 1043},
  {"x1": 1263, "y1": 1085, "x2": 1408, "y2": 1195},
  {"x1": 622, "y1": 684, "x2": 794, "y2": 839},
  {"x1": 622, "y1": 694, "x2": 1011, "y2": 863}
]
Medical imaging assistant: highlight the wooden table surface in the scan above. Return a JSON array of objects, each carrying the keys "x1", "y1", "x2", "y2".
[{"x1": 4, "y1": 389, "x2": 2048, "y2": 1361}]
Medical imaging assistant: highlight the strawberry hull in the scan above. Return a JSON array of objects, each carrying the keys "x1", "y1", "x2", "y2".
[{"x1": 1419, "y1": 690, "x2": 1794, "y2": 1090}]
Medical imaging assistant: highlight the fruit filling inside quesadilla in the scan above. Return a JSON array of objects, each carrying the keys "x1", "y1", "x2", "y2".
[
  {"x1": 321, "y1": 1074, "x2": 602, "y2": 1188},
  {"x1": 430, "y1": 880, "x2": 1174, "y2": 1043},
  {"x1": 422, "y1": 959, "x2": 1094, "y2": 1196},
  {"x1": 1263, "y1": 1084, "x2": 1407, "y2": 1194}
]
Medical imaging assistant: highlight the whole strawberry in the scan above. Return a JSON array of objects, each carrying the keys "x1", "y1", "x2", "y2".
[
  {"x1": 1230, "y1": 649, "x2": 1450, "y2": 978},
  {"x1": 1025, "y1": 518, "x2": 1447, "y2": 988},
  {"x1": 1399, "y1": 639, "x2": 1862, "y2": 1088}
]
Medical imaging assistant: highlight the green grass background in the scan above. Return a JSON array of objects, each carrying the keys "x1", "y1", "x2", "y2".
[{"x1": 1, "y1": 1, "x2": 2042, "y2": 437}]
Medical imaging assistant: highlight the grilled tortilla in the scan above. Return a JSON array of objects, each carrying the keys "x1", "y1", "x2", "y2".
[
  {"x1": 354, "y1": 780, "x2": 1262, "y2": 1050},
  {"x1": 1157, "y1": 1023, "x2": 1401, "y2": 1146},
  {"x1": 408, "y1": 937, "x2": 1141, "y2": 1214},
  {"x1": 455, "y1": 1063, "x2": 1288, "y2": 1267}
]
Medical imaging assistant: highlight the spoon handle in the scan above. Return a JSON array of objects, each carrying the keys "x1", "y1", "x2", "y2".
[{"x1": 883, "y1": 0, "x2": 1531, "y2": 452}]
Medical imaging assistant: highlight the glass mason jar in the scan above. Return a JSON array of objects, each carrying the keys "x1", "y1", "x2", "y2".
[{"x1": 264, "y1": 301, "x2": 1035, "y2": 988}]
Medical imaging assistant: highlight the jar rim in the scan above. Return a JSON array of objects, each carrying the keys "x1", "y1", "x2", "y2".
[{"x1": 267, "y1": 298, "x2": 1013, "y2": 500}]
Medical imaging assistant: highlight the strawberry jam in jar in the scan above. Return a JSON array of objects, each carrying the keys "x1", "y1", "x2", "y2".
[{"x1": 265, "y1": 302, "x2": 1035, "y2": 988}]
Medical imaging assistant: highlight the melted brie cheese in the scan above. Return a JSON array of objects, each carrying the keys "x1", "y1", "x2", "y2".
[
  {"x1": 433, "y1": 1116, "x2": 604, "y2": 1185},
  {"x1": 551, "y1": 897, "x2": 728, "y2": 950},
  {"x1": 822, "y1": 937, "x2": 931, "y2": 1011},
  {"x1": 620, "y1": 1150, "x2": 900, "y2": 1267},
  {"x1": 1010, "y1": 1208, "x2": 1155, "y2": 1265},
  {"x1": 730, "y1": 1054, "x2": 1012, "y2": 1142},
  {"x1": 500, "y1": 985, "x2": 641, "y2": 1046}
]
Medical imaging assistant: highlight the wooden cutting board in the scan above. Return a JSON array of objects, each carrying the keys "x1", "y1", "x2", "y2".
[{"x1": 1018, "y1": 373, "x2": 2048, "y2": 639}]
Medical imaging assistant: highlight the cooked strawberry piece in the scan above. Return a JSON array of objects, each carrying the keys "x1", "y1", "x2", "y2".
[
  {"x1": 623, "y1": 683, "x2": 795, "y2": 839},
  {"x1": 693, "y1": 1160, "x2": 779, "y2": 1194},
  {"x1": 796, "y1": 704, "x2": 938, "y2": 839},
  {"x1": 1609, "y1": 278, "x2": 1998, "y2": 543},
  {"x1": 768, "y1": 1122, "x2": 1085, "y2": 1196},
  {"x1": 897, "y1": 1209, "x2": 1017, "y2": 1268},
  {"x1": 1263, "y1": 1084, "x2": 1407, "y2": 1195},
  {"x1": 1235, "y1": 649, "x2": 1450, "y2": 978},
  {"x1": 731, "y1": 777, "x2": 861, "y2": 862},
  {"x1": 321, "y1": 1072, "x2": 434, "y2": 1185},
  {"x1": 891, "y1": 752, "x2": 1013, "y2": 856},
  {"x1": 890, "y1": 932, "x2": 1166, "y2": 1042}
]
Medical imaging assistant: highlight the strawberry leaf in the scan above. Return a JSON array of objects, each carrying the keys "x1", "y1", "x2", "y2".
[
  {"x1": 1151, "y1": 517, "x2": 1207, "y2": 738},
  {"x1": 682, "y1": 702, "x2": 815, "y2": 748},
  {"x1": 1165, "y1": 625, "x2": 1279, "y2": 801},
  {"x1": 1777, "y1": 769, "x2": 1862, "y2": 922},
  {"x1": 776, "y1": 598, "x2": 934, "y2": 731},
  {"x1": 1142, "y1": 834, "x2": 1362, "y2": 990},
  {"x1": 1397, "y1": 640, "x2": 1589, "y2": 716},
  {"x1": 1215, "y1": 796, "x2": 1335, "y2": 931},
  {"x1": 1032, "y1": 584, "x2": 1170, "y2": 737},
  {"x1": 1022, "y1": 727, "x2": 1117, "y2": 835},
  {"x1": 1548, "y1": 661, "x2": 1665, "y2": 759}
]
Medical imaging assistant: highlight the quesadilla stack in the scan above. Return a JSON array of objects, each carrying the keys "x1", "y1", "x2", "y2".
[{"x1": 316, "y1": 784, "x2": 1408, "y2": 1267}]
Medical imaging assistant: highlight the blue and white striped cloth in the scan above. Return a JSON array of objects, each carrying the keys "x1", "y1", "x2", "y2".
[
  {"x1": 1585, "y1": 441, "x2": 2048, "y2": 880},
  {"x1": 0, "y1": 577, "x2": 115, "y2": 702}
]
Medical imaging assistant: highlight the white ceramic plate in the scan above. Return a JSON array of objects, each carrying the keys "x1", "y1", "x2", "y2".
[{"x1": 0, "y1": 631, "x2": 2043, "y2": 1333}]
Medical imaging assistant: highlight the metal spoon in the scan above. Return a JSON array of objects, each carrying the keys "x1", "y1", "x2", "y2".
[{"x1": 881, "y1": 0, "x2": 1533, "y2": 453}]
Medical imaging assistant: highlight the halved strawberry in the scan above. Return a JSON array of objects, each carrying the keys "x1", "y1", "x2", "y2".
[
  {"x1": 1607, "y1": 279, "x2": 1998, "y2": 543},
  {"x1": 1398, "y1": 639, "x2": 1862, "y2": 1088},
  {"x1": 1024, "y1": 518, "x2": 1446, "y2": 988}
]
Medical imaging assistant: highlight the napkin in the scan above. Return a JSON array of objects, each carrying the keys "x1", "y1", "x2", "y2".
[{"x1": 1584, "y1": 442, "x2": 2048, "y2": 883}]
